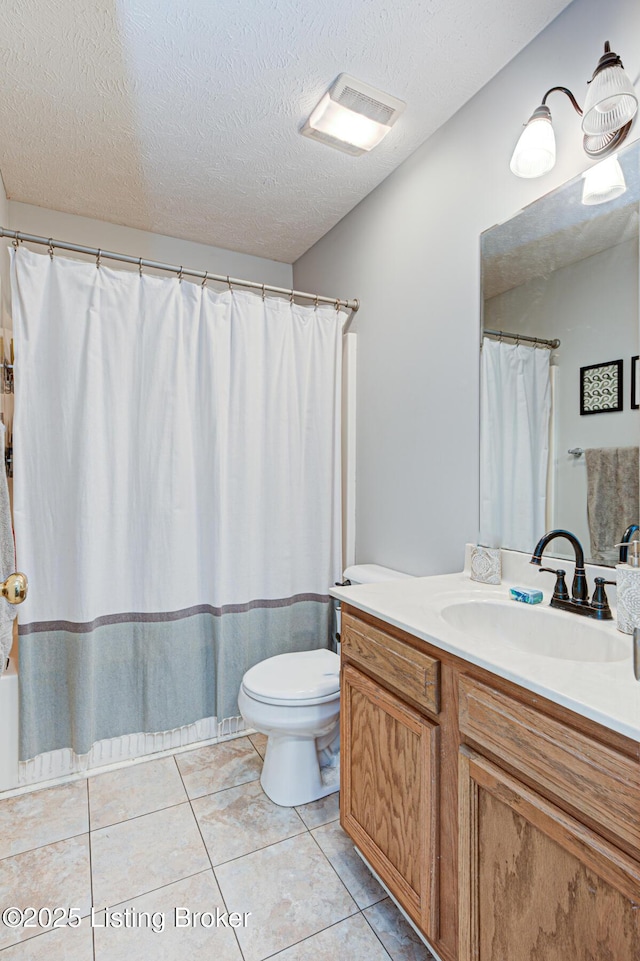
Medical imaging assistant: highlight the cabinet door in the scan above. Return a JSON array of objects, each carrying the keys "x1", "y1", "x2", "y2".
[
  {"x1": 459, "y1": 747, "x2": 640, "y2": 961},
  {"x1": 341, "y1": 662, "x2": 439, "y2": 939}
]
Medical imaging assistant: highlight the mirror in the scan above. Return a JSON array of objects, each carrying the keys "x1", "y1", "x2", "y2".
[{"x1": 481, "y1": 139, "x2": 640, "y2": 566}]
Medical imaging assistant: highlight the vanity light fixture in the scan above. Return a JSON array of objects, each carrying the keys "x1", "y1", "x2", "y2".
[
  {"x1": 510, "y1": 42, "x2": 637, "y2": 179},
  {"x1": 301, "y1": 74, "x2": 406, "y2": 156}
]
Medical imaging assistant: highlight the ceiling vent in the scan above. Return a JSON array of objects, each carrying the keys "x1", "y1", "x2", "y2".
[{"x1": 301, "y1": 74, "x2": 406, "y2": 155}]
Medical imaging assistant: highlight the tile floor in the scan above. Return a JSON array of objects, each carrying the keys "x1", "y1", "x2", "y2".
[{"x1": 0, "y1": 733, "x2": 435, "y2": 960}]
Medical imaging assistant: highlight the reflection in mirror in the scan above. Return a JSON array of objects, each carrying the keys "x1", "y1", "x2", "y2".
[{"x1": 480, "y1": 140, "x2": 640, "y2": 566}]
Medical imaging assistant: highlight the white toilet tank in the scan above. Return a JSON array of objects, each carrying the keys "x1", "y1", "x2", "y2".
[
  {"x1": 343, "y1": 564, "x2": 413, "y2": 586},
  {"x1": 335, "y1": 563, "x2": 413, "y2": 654}
]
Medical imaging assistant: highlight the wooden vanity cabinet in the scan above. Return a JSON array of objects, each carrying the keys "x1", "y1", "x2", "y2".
[
  {"x1": 458, "y1": 747, "x2": 640, "y2": 961},
  {"x1": 341, "y1": 663, "x2": 439, "y2": 937},
  {"x1": 458, "y1": 675, "x2": 640, "y2": 961},
  {"x1": 340, "y1": 605, "x2": 640, "y2": 961},
  {"x1": 340, "y1": 611, "x2": 441, "y2": 941}
]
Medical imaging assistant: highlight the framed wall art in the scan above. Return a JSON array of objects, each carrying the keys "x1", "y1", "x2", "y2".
[
  {"x1": 631, "y1": 355, "x2": 639, "y2": 410},
  {"x1": 580, "y1": 359, "x2": 623, "y2": 415}
]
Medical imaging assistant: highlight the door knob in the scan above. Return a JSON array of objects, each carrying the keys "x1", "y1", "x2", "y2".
[{"x1": 1, "y1": 572, "x2": 28, "y2": 605}]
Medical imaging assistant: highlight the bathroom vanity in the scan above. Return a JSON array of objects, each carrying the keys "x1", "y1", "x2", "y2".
[{"x1": 332, "y1": 561, "x2": 640, "y2": 961}]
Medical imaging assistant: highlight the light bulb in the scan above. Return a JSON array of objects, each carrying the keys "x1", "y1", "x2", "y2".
[
  {"x1": 510, "y1": 106, "x2": 556, "y2": 179},
  {"x1": 307, "y1": 95, "x2": 391, "y2": 151},
  {"x1": 581, "y1": 155, "x2": 626, "y2": 205}
]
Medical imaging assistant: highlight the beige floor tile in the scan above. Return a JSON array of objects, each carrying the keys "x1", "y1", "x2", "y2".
[
  {"x1": 93, "y1": 870, "x2": 243, "y2": 961},
  {"x1": 215, "y1": 832, "x2": 357, "y2": 961},
  {"x1": 192, "y1": 780, "x2": 305, "y2": 865},
  {"x1": 89, "y1": 757, "x2": 187, "y2": 830},
  {"x1": 363, "y1": 899, "x2": 436, "y2": 961},
  {"x1": 273, "y1": 913, "x2": 392, "y2": 960},
  {"x1": 175, "y1": 737, "x2": 262, "y2": 800},
  {"x1": 295, "y1": 791, "x2": 340, "y2": 829},
  {"x1": 311, "y1": 820, "x2": 385, "y2": 908},
  {"x1": 91, "y1": 802, "x2": 209, "y2": 908},
  {"x1": 248, "y1": 732, "x2": 267, "y2": 758},
  {"x1": 0, "y1": 835, "x2": 91, "y2": 948},
  {"x1": 0, "y1": 919, "x2": 93, "y2": 960},
  {"x1": 0, "y1": 781, "x2": 88, "y2": 860}
]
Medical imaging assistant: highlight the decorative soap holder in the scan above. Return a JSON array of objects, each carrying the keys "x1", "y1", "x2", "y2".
[{"x1": 470, "y1": 546, "x2": 501, "y2": 585}]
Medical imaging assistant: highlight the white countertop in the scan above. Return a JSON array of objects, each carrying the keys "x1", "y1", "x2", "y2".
[{"x1": 331, "y1": 558, "x2": 640, "y2": 743}]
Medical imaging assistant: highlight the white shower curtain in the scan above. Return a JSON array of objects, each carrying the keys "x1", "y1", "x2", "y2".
[
  {"x1": 480, "y1": 337, "x2": 551, "y2": 552},
  {"x1": 12, "y1": 247, "x2": 344, "y2": 772}
]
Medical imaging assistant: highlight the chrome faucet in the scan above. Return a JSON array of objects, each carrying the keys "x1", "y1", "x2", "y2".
[{"x1": 530, "y1": 529, "x2": 613, "y2": 620}]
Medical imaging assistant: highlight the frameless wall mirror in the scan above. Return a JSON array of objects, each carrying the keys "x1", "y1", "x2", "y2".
[{"x1": 480, "y1": 138, "x2": 640, "y2": 566}]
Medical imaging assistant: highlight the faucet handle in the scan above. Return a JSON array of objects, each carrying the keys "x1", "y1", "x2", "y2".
[
  {"x1": 538, "y1": 567, "x2": 570, "y2": 601},
  {"x1": 590, "y1": 577, "x2": 615, "y2": 620}
]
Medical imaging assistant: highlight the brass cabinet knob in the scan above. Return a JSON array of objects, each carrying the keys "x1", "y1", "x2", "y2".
[{"x1": 1, "y1": 572, "x2": 28, "y2": 605}]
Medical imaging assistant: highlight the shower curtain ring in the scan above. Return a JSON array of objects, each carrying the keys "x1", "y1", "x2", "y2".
[
  {"x1": 334, "y1": 299, "x2": 340, "y2": 311},
  {"x1": 48, "y1": 239, "x2": 54, "y2": 260},
  {"x1": 289, "y1": 290, "x2": 294, "y2": 305},
  {"x1": 96, "y1": 249, "x2": 101, "y2": 269},
  {"x1": 314, "y1": 295, "x2": 319, "y2": 310},
  {"x1": 227, "y1": 275, "x2": 233, "y2": 292},
  {"x1": 178, "y1": 266, "x2": 183, "y2": 283},
  {"x1": 262, "y1": 284, "x2": 266, "y2": 301},
  {"x1": 138, "y1": 257, "x2": 143, "y2": 277},
  {"x1": 202, "y1": 271, "x2": 208, "y2": 288}
]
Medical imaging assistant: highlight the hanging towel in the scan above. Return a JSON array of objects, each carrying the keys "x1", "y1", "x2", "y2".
[
  {"x1": 0, "y1": 424, "x2": 14, "y2": 674},
  {"x1": 585, "y1": 446, "x2": 639, "y2": 564}
]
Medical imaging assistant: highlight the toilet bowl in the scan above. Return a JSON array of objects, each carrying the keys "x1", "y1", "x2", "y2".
[{"x1": 238, "y1": 648, "x2": 341, "y2": 807}]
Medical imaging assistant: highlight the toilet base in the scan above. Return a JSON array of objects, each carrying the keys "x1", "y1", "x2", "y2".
[{"x1": 260, "y1": 731, "x2": 340, "y2": 807}]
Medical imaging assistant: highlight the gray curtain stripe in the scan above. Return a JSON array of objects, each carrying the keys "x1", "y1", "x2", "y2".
[
  {"x1": 18, "y1": 593, "x2": 332, "y2": 636},
  {"x1": 19, "y1": 600, "x2": 334, "y2": 760}
]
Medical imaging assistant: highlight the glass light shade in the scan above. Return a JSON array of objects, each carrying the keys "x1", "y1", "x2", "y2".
[
  {"x1": 306, "y1": 94, "x2": 391, "y2": 151},
  {"x1": 510, "y1": 111, "x2": 556, "y2": 178},
  {"x1": 581, "y1": 65, "x2": 638, "y2": 136},
  {"x1": 581, "y1": 155, "x2": 626, "y2": 205}
]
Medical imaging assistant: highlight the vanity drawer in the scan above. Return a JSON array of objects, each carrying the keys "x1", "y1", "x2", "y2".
[
  {"x1": 341, "y1": 612, "x2": 440, "y2": 715},
  {"x1": 459, "y1": 675, "x2": 640, "y2": 857}
]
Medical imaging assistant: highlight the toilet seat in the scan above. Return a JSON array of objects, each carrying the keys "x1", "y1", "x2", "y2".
[
  {"x1": 241, "y1": 684, "x2": 339, "y2": 708},
  {"x1": 242, "y1": 649, "x2": 340, "y2": 706}
]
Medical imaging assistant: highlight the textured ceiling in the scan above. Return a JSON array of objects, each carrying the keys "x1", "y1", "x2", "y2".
[{"x1": 0, "y1": 0, "x2": 573, "y2": 263}]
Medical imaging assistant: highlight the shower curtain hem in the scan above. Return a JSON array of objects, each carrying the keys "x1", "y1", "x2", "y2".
[{"x1": 18, "y1": 713, "x2": 246, "y2": 785}]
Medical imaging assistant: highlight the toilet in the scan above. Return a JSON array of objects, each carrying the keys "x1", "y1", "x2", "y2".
[
  {"x1": 238, "y1": 648, "x2": 341, "y2": 807},
  {"x1": 238, "y1": 564, "x2": 413, "y2": 807}
]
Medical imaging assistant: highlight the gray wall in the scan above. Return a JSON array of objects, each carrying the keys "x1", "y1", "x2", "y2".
[
  {"x1": 6, "y1": 202, "x2": 292, "y2": 291},
  {"x1": 294, "y1": 0, "x2": 640, "y2": 576}
]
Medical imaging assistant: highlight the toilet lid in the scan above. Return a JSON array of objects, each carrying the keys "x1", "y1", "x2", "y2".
[{"x1": 242, "y1": 649, "x2": 340, "y2": 702}]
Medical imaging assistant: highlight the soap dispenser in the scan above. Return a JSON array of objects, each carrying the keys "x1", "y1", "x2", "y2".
[{"x1": 615, "y1": 539, "x2": 640, "y2": 634}]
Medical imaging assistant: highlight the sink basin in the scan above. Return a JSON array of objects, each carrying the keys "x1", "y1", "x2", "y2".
[{"x1": 440, "y1": 599, "x2": 629, "y2": 662}]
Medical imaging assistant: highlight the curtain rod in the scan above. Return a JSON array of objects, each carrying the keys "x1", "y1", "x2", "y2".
[
  {"x1": 483, "y1": 327, "x2": 560, "y2": 350},
  {"x1": 0, "y1": 228, "x2": 360, "y2": 314}
]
